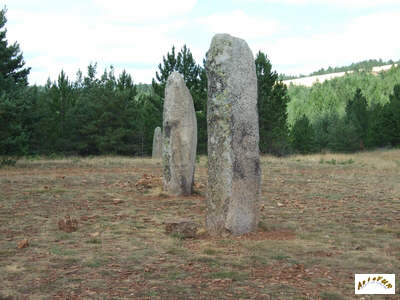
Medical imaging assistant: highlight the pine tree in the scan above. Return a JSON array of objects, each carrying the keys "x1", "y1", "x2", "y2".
[
  {"x1": 97, "y1": 69, "x2": 139, "y2": 155},
  {"x1": 313, "y1": 111, "x2": 336, "y2": 151},
  {"x1": 151, "y1": 45, "x2": 207, "y2": 153},
  {"x1": 0, "y1": 8, "x2": 31, "y2": 161},
  {"x1": 152, "y1": 46, "x2": 178, "y2": 99},
  {"x1": 195, "y1": 62, "x2": 208, "y2": 154},
  {"x1": 366, "y1": 103, "x2": 386, "y2": 148},
  {"x1": 63, "y1": 65, "x2": 144, "y2": 155},
  {"x1": 0, "y1": 8, "x2": 30, "y2": 93},
  {"x1": 345, "y1": 88, "x2": 368, "y2": 150},
  {"x1": 255, "y1": 51, "x2": 290, "y2": 155},
  {"x1": 381, "y1": 84, "x2": 400, "y2": 147},
  {"x1": 40, "y1": 70, "x2": 77, "y2": 153},
  {"x1": 328, "y1": 115, "x2": 359, "y2": 152},
  {"x1": 290, "y1": 115, "x2": 315, "y2": 154}
]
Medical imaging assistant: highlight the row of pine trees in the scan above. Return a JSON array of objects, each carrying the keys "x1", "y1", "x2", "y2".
[
  {"x1": 290, "y1": 87, "x2": 400, "y2": 154},
  {"x1": 0, "y1": 8, "x2": 399, "y2": 165},
  {"x1": 288, "y1": 66, "x2": 400, "y2": 154}
]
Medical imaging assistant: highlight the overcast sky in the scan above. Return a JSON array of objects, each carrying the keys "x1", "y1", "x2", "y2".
[{"x1": 4, "y1": 0, "x2": 400, "y2": 85}]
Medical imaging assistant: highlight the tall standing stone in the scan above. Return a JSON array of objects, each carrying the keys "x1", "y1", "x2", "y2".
[
  {"x1": 152, "y1": 126, "x2": 162, "y2": 159},
  {"x1": 205, "y1": 33, "x2": 261, "y2": 235},
  {"x1": 162, "y1": 72, "x2": 197, "y2": 196}
]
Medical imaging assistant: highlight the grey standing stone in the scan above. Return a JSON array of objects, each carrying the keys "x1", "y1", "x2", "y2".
[
  {"x1": 205, "y1": 33, "x2": 261, "y2": 236},
  {"x1": 152, "y1": 126, "x2": 162, "y2": 159},
  {"x1": 162, "y1": 72, "x2": 197, "y2": 196}
]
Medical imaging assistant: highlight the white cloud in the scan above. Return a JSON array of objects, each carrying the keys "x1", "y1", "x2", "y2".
[
  {"x1": 4, "y1": 0, "x2": 400, "y2": 84},
  {"x1": 261, "y1": 11, "x2": 400, "y2": 75},
  {"x1": 5, "y1": 5, "x2": 191, "y2": 84},
  {"x1": 247, "y1": 0, "x2": 400, "y2": 7},
  {"x1": 196, "y1": 10, "x2": 282, "y2": 40},
  {"x1": 129, "y1": 68, "x2": 160, "y2": 84},
  {"x1": 93, "y1": 0, "x2": 197, "y2": 22}
]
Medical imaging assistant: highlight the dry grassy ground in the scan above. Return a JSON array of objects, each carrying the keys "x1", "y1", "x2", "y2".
[{"x1": 1, "y1": 150, "x2": 399, "y2": 299}]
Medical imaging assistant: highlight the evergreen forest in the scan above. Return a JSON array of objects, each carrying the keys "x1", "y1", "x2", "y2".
[{"x1": 1, "y1": 8, "x2": 399, "y2": 164}]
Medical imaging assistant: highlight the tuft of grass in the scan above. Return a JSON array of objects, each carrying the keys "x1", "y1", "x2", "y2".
[
  {"x1": 320, "y1": 158, "x2": 355, "y2": 165},
  {"x1": 258, "y1": 220, "x2": 273, "y2": 231},
  {"x1": 339, "y1": 158, "x2": 354, "y2": 165},
  {"x1": 326, "y1": 159, "x2": 336, "y2": 165},
  {"x1": 86, "y1": 238, "x2": 102, "y2": 244},
  {"x1": 50, "y1": 246, "x2": 77, "y2": 256},
  {"x1": 270, "y1": 253, "x2": 291, "y2": 261},
  {"x1": 158, "y1": 192, "x2": 169, "y2": 198},
  {"x1": 170, "y1": 232, "x2": 187, "y2": 240},
  {"x1": 51, "y1": 257, "x2": 80, "y2": 268},
  {"x1": 192, "y1": 256, "x2": 220, "y2": 266},
  {"x1": 319, "y1": 291, "x2": 346, "y2": 300},
  {"x1": 54, "y1": 233, "x2": 73, "y2": 241},
  {"x1": 258, "y1": 220, "x2": 297, "y2": 232},
  {"x1": 203, "y1": 248, "x2": 219, "y2": 255},
  {"x1": 166, "y1": 246, "x2": 187, "y2": 256},
  {"x1": 127, "y1": 248, "x2": 157, "y2": 264},
  {"x1": 85, "y1": 258, "x2": 108, "y2": 268},
  {"x1": 0, "y1": 157, "x2": 18, "y2": 167},
  {"x1": 0, "y1": 250, "x2": 16, "y2": 258},
  {"x1": 248, "y1": 254, "x2": 269, "y2": 266},
  {"x1": 167, "y1": 270, "x2": 187, "y2": 280},
  {"x1": 374, "y1": 225, "x2": 400, "y2": 235}
]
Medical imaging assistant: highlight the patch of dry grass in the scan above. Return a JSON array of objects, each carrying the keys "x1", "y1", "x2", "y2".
[
  {"x1": 0, "y1": 150, "x2": 399, "y2": 299},
  {"x1": 283, "y1": 148, "x2": 400, "y2": 169}
]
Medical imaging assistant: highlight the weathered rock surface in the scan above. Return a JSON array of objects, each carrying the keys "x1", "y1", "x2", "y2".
[
  {"x1": 164, "y1": 219, "x2": 199, "y2": 238},
  {"x1": 205, "y1": 33, "x2": 261, "y2": 236},
  {"x1": 162, "y1": 72, "x2": 197, "y2": 195},
  {"x1": 152, "y1": 126, "x2": 162, "y2": 159}
]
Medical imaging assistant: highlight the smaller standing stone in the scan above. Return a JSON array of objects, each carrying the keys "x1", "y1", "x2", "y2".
[
  {"x1": 152, "y1": 126, "x2": 162, "y2": 159},
  {"x1": 162, "y1": 72, "x2": 197, "y2": 196}
]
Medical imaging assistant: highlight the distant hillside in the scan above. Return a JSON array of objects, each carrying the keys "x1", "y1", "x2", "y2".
[
  {"x1": 286, "y1": 63, "x2": 400, "y2": 127},
  {"x1": 280, "y1": 58, "x2": 400, "y2": 85},
  {"x1": 283, "y1": 64, "x2": 398, "y2": 87}
]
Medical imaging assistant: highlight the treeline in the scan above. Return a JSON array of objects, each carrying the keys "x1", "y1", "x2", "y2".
[
  {"x1": 2, "y1": 66, "x2": 162, "y2": 157},
  {"x1": 287, "y1": 67, "x2": 400, "y2": 153},
  {"x1": 0, "y1": 51, "x2": 288, "y2": 158},
  {"x1": 280, "y1": 58, "x2": 399, "y2": 80},
  {"x1": 1, "y1": 7, "x2": 399, "y2": 161},
  {"x1": 0, "y1": 45, "x2": 209, "y2": 157},
  {"x1": 0, "y1": 8, "x2": 289, "y2": 160}
]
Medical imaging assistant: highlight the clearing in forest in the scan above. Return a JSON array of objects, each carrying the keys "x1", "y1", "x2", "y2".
[{"x1": 0, "y1": 150, "x2": 399, "y2": 299}]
